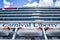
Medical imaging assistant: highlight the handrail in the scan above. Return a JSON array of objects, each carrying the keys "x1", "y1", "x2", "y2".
[
  {"x1": 0, "y1": 17, "x2": 60, "y2": 18},
  {"x1": 0, "y1": 11, "x2": 60, "y2": 13},
  {"x1": 1, "y1": 14, "x2": 60, "y2": 15},
  {"x1": 0, "y1": 21, "x2": 60, "y2": 23}
]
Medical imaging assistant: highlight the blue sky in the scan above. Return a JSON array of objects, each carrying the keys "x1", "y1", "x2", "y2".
[
  {"x1": 0, "y1": 0, "x2": 57, "y2": 8},
  {"x1": 0, "y1": 0, "x2": 3, "y2": 8}
]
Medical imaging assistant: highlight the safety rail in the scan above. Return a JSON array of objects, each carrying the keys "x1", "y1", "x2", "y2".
[{"x1": 0, "y1": 27, "x2": 59, "y2": 40}]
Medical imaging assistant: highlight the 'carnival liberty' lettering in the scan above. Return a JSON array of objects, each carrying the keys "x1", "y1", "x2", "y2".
[{"x1": 3, "y1": 23, "x2": 57, "y2": 28}]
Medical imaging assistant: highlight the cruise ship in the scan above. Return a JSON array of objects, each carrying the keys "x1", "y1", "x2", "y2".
[{"x1": 0, "y1": 7, "x2": 60, "y2": 40}]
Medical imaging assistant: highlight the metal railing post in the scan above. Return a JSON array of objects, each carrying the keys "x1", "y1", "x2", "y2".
[
  {"x1": 12, "y1": 28, "x2": 18, "y2": 40},
  {"x1": 42, "y1": 27, "x2": 48, "y2": 40}
]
